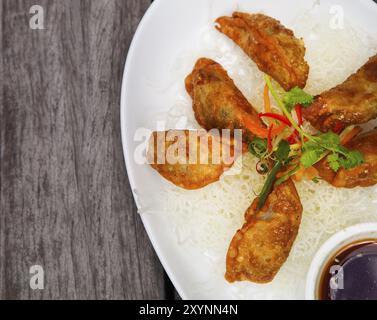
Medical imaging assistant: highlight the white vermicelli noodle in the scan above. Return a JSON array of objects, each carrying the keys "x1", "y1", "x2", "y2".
[{"x1": 154, "y1": 12, "x2": 377, "y2": 299}]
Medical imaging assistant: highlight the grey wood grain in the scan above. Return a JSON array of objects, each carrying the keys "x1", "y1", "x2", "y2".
[
  {"x1": 0, "y1": 0, "x2": 169, "y2": 300},
  {"x1": 0, "y1": 0, "x2": 3, "y2": 300}
]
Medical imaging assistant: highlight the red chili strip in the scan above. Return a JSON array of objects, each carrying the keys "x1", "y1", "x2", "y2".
[
  {"x1": 287, "y1": 132, "x2": 299, "y2": 145},
  {"x1": 290, "y1": 105, "x2": 304, "y2": 140},
  {"x1": 333, "y1": 120, "x2": 345, "y2": 134},
  {"x1": 259, "y1": 113, "x2": 292, "y2": 127},
  {"x1": 295, "y1": 104, "x2": 303, "y2": 126}
]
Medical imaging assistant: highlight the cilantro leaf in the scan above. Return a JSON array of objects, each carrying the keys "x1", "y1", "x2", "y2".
[
  {"x1": 300, "y1": 131, "x2": 364, "y2": 171},
  {"x1": 301, "y1": 149, "x2": 324, "y2": 168},
  {"x1": 312, "y1": 177, "x2": 321, "y2": 184},
  {"x1": 300, "y1": 134, "x2": 331, "y2": 168},
  {"x1": 327, "y1": 153, "x2": 341, "y2": 172},
  {"x1": 283, "y1": 87, "x2": 314, "y2": 112},
  {"x1": 326, "y1": 150, "x2": 363, "y2": 172},
  {"x1": 313, "y1": 132, "x2": 341, "y2": 148},
  {"x1": 338, "y1": 150, "x2": 364, "y2": 169}
]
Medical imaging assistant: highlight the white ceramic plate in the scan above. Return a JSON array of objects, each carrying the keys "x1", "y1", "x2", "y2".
[{"x1": 120, "y1": 0, "x2": 377, "y2": 299}]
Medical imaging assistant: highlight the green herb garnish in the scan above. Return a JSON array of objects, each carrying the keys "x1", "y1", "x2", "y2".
[
  {"x1": 312, "y1": 177, "x2": 321, "y2": 184},
  {"x1": 264, "y1": 75, "x2": 364, "y2": 171},
  {"x1": 283, "y1": 87, "x2": 314, "y2": 112},
  {"x1": 254, "y1": 76, "x2": 364, "y2": 210},
  {"x1": 275, "y1": 165, "x2": 301, "y2": 186},
  {"x1": 301, "y1": 132, "x2": 364, "y2": 169},
  {"x1": 257, "y1": 140, "x2": 291, "y2": 209},
  {"x1": 249, "y1": 136, "x2": 268, "y2": 160},
  {"x1": 274, "y1": 139, "x2": 290, "y2": 163}
]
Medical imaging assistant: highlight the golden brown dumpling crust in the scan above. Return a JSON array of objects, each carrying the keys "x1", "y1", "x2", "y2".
[
  {"x1": 216, "y1": 12, "x2": 309, "y2": 91},
  {"x1": 225, "y1": 179, "x2": 303, "y2": 283},
  {"x1": 185, "y1": 58, "x2": 265, "y2": 141},
  {"x1": 148, "y1": 130, "x2": 244, "y2": 190},
  {"x1": 303, "y1": 54, "x2": 377, "y2": 132},
  {"x1": 316, "y1": 129, "x2": 377, "y2": 188}
]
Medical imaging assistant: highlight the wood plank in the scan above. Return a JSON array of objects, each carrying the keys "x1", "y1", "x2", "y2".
[
  {"x1": 0, "y1": 0, "x2": 4, "y2": 300},
  {"x1": 0, "y1": 0, "x2": 166, "y2": 299}
]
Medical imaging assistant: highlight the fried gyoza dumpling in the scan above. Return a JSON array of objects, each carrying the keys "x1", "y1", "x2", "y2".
[
  {"x1": 216, "y1": 12, "x2": 309, "y2": 91},
  {"x1": 315, "y1": 129, "x2": 377, "y2": 188},
  {"x1": 147, "y1": 130, "x2": 244, "y2": 190},
  {"x1": 225, "y1": 179, "x2": 302, "y2": 283},
  {"x1": 185, "y1": 58, "x2": 272, "y2": 141},
  {"x1": 304, "y1": 54, "x2": 377, "y2": 132}
]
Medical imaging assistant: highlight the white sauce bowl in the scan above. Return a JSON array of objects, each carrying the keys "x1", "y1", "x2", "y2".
[{"x1": 305, "y1": 223, "x2": 377, "y2": 300}]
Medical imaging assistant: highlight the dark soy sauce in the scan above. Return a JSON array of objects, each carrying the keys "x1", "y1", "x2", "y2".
[{"x1": 319, "y1": 240, "x2": 377, "y2": 300}]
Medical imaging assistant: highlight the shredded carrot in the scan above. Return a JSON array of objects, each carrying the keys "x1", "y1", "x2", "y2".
[
  {"x1": 242, "y1": 84, "x2": 288, "y2": 139},
  {"x1": 259, "y1": 113, "x2": 292, "y2": 126},
  {"x1": 304, "y1": 166, "x2": 319, "y2": 181},
  {"x1": 271, "y1": 123, "x2": 287, "y2": 136},
  {"x1": 242, "y1": 115, "x2": 286, "y2": 139},
  {"x1": 341, "y1": 126, "x2": 362, "y2": 145},
  {"x1": 242, "y1": 115, "x2": 270, "y2": 138},
  {"x1": 293, "y1": 165, "x2": 305, "y2": 182},
  {"x1": 264, "y1": 84, "x2": 271, "y2": 113}
]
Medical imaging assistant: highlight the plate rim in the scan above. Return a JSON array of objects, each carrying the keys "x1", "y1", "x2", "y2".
[{"x1": 120, "y1": 0, "x2": 189, "y2": 300}]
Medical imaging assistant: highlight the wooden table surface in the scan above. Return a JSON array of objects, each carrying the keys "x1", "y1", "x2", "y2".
[
  {"x1": 1, "y1": 0, "x2": 376, "y2": 301},
  {"x1": 0, "y1": 0, "x2": 179, "y2": 300}
]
